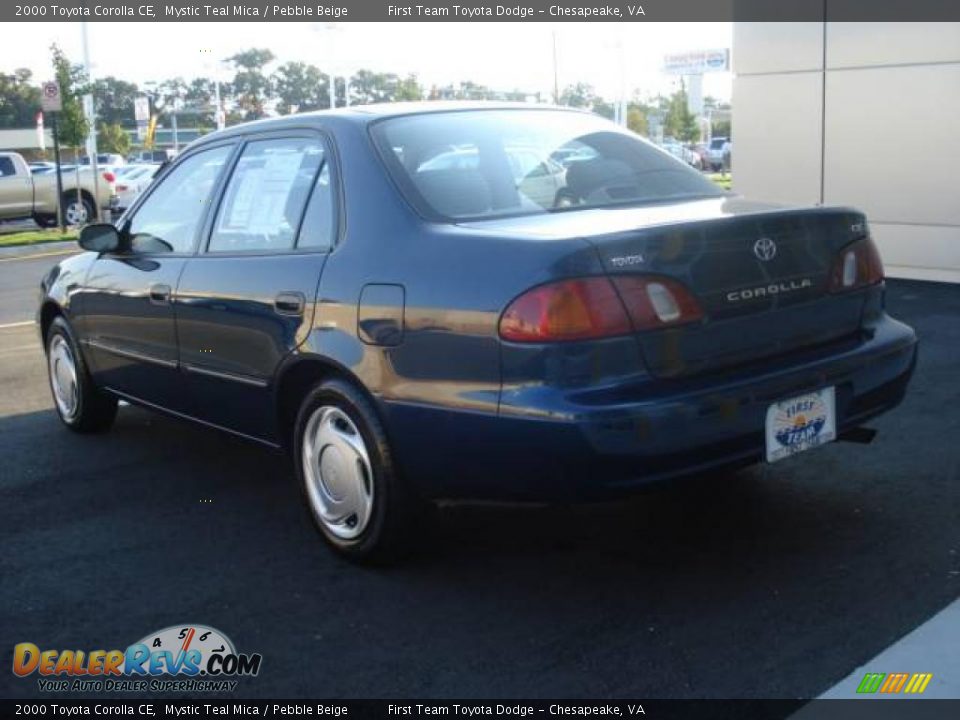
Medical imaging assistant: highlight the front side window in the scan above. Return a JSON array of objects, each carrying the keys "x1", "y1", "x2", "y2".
[
  {"x1": 127, "y1": 144, "x2": 232, "y2": 254},
  {"x1": 208, "y1": 137, "x2": 324, "y2": 253},
  {"x1": 372, "y1": 109, "x2": 724, "y2": 221}
]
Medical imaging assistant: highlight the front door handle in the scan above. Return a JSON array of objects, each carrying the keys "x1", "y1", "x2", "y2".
[
  {"x1": 274, "y1": 291, "x2": 306, "y2": 316},
  {"x1": 149, "y1": 283, "x2": 171, "y2": 305}
]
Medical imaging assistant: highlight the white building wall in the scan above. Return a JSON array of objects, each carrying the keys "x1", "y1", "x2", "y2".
[{"x1": 733, "y1": 21, "x2": 960, "y2": 283}]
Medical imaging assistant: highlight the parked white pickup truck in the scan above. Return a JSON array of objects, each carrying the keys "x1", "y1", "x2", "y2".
[{"x1": 0, "y1": 151, "x2": 114, "y2": 226}]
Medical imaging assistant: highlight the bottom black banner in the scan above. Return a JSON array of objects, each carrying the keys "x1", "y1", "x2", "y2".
[{"x1": 2, "y1": 700, "x2": 960, "y2": 720}]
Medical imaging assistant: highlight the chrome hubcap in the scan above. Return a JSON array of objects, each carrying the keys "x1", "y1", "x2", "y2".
[
  {"x1": 302, "y1": 406, "x2": 374, "y2": 540},
  {"x1": 64, "y1": 200, "x2": 88, "y2": 225},
  {"x1": 48, "y1": 335, "x2": 79, "y2": 420}
]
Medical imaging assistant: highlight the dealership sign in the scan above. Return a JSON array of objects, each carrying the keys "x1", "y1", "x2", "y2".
[{"x1": 663, "y1": 48, "x2": 730, "y2": 75}]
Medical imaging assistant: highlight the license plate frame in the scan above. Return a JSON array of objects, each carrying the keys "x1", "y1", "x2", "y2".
[{"x1": 765, "y1": 387, "x2": 837, "y2": 463}]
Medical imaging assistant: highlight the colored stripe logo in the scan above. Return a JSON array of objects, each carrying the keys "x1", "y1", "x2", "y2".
[{"x1": 857, "y1": 672, "x2": 933, "y2": 694}]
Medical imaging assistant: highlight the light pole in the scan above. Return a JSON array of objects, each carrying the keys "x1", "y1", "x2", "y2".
[
  {"x1": 328, "y1": 24, "x2": 340, "y2": 108},
  {"x1": 552, "y1": 30, "x2": 559, "y2": 104},
  {"x1": 80, "y1": 21, "x2": 101, "y2": 220}
]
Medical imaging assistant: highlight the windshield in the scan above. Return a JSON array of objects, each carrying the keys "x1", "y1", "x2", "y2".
[{"x1": 371, "y1": 109, "x2": 724, "y2": 221}]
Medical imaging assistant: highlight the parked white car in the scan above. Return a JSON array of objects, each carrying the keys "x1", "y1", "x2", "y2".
[
  {"x1": 110, "y1": 164, "x2": 161, "y2": 214},
  {"x1": 661, "y1": 141, "x2": 702, "y2": 170}
]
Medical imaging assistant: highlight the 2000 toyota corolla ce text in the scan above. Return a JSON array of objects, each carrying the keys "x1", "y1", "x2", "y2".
[{"x1": 39, "y1": 104, "x2": 918, "y2": 560}]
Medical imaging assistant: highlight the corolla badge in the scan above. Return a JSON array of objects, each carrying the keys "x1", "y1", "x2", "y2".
[{"x1": 753, "y1": 237, "x2": 777, "y2": 262}]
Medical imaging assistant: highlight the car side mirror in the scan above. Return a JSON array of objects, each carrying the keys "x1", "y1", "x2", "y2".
[{"x1": 78, "y1": 223, "x2": 121, "y2": 253}]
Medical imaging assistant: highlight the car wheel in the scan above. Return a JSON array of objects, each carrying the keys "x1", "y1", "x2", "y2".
[
  {"x1": 294, "y1": 378, "x2": 423, "y2": 562},
  {"x1": 32, "y1": 213, "x2": 58, "y2": 228},
  {"x1": 46, "y1": 316, "x2": 118, "y2": 433},
  {"x1": 61, "y1": 194, "x2": 95, "y2": 226}
]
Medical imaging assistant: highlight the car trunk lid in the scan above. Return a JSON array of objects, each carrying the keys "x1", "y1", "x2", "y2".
[{"x1": 586, "y1": 203, "x2": 869, "y2": 378}]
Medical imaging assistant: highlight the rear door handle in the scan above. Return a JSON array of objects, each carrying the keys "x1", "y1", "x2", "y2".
[
  {"x1": 149, "y1": 283, "x2": 171, "y2": 305},
  {"x1": 274, "y1": 291, "x2": 306, "y2": 316}
]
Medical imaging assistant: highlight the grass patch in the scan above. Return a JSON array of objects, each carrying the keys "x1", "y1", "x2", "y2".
[
  {"x1": 707, "y1": 173, "x2": 733, "y2": 191},
  {"x1": 0, "y1": 229, "x2": 79, "y2": 248}
]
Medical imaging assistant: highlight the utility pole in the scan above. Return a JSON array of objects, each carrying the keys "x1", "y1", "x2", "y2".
[
  {"x1": 51, "y1": 113, "x2": 65, "y2": 233},
  {"x1": 81, "y1": 20, "x2": 101, "y2": 221},
  {"x1": 552, "y1": 30, "x2": 559, "y2": 104},
  {"x1": 327, "y1": 23, "x2": 337, "y2": 108}
]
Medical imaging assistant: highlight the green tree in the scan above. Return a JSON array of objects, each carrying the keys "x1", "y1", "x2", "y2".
[
  {"x1": 663, "y1": 83, "x2": 699, "y2": 143},
  {"x1": 711, "y1": 119, "x2": 731, "y2": 138},
  {"x1": 591, "y1": 99, "x2": 616, "y2": 121},
  {"x1": 394, "y1": 74, "x2": 423, "y2": 102},
  {"x1": 97, "y1": 122, "x2": 131, "y2": 155},
  {"x1": 0, "y1": 68, "x2": 41, "y2": 128},
  {"x1": 91, "y1": 76, "x2": 139, "y2": 127},
  {"x1": 348, "y1": 70, "x2": 423, "y2": 105},
  {"x1": 457, "y1": 80, "x2": 492, "y2": 100},
  {"x1": 50, "y1": 44, "x2": 89, "y2": 147},
  {"x1": 227, "y1": 48, "x2": 275, "y2": 119},
  {"x1": 627, "y1": 105, "x2": 649, "y2": 136},
  {"x1": 558, "y1": 82, "x2": 595, "y2": 108},
  {"x1": 273, "y1": 61, "x2": 329, "y2": 114}
]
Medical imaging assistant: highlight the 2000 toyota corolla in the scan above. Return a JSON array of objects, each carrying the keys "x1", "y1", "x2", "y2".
[{"x1": 39, "y1": 104, "x2": 918, "y2": 560}]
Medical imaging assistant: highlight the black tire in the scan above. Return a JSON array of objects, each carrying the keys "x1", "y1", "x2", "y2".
[
  {"x1": 32, "y1": 213, "x2": 58, "y2": 229},
  {"x1": 45, "y1": 316, "x2": 117, "y2": 433},
  {"x1": 293, "y1": 378, "x2": 425, "y2": 563},
  {"x1": 61, "y1": 193, "x2": 95, "y2": 226}
]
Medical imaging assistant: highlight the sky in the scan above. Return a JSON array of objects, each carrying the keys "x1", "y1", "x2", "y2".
[{"x1": 2, "y1": 22, "x2": 732, "y2": 103}]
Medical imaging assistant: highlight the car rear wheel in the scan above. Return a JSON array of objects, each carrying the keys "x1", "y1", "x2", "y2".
[
  {"x1": 294, "y1": 378, "x2": 424, "y2": 562},
  {"x1": 46, "y1": 316, "x2": 117, "y2": 433}
]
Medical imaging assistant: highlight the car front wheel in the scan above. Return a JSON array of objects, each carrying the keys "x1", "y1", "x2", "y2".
[
  {"x1": 46, "y1": 316, "x2": 117, "y2": 432},
  {"x1": 294, "y1": 378, "x2": 424, "y2": 562}
]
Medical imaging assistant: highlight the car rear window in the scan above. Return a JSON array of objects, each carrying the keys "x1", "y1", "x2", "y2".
[{"x1": 370, "y1": 109, "x2": 723, "y2": 221}]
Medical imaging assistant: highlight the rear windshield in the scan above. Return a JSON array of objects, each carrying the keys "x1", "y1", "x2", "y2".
[{"x1": 371, "y1": 109, "x2": 723, "y2": 221}]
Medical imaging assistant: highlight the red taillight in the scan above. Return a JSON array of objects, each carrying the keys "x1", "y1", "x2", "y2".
[
  {"x1": 499, "y1": 277, "x2": 631, "y2": 342},
  {"x1": 610, "y1": 276, "x2": 703, "y2": 330},
  {"x1": 499, "y1": 275, "x2": 703, "y2": 343},
  {"x1": 829, "y1": 236, "x2": 884, "y2": 293},
  {"x1": 102, "y1": 171, "x2": 116, "y2": 183}
]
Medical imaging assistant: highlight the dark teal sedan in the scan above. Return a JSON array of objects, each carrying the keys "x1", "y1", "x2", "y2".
[{"x1": 38, "y1": 104, "x2": 917, "y2": 561}]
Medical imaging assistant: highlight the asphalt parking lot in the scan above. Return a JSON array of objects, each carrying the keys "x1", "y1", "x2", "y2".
[{"x1": 0, "y1": 248, "x2": 957, "y2": 701}]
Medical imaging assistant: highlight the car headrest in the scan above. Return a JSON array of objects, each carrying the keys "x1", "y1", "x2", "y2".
[
  {"x1": 564, "y1": 158, "x2": 635, "y2": 200},
  {"x1": 414, "y1": 168, "x2": 493, "y2": 218}
]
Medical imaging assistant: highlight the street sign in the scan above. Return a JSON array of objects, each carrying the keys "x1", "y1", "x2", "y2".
[
  {"x1": 41, "y1": 81, "x2": 62, "y2": 113},
  {"x1": 135, "y1": 96, "x2": 150, "y2": 122}
]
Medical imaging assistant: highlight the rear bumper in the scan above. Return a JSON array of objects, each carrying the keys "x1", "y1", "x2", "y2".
[{"x1": 384, "y1": 313, "x2": 917, "y2": 500}]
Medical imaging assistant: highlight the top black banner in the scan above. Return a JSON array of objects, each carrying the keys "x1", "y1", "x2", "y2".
[{"x1": 4, "y1": 0, "x2": 960, "y2": 22}]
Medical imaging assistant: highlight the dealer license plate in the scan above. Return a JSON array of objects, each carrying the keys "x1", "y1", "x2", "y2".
[{"x1": 764, "y1": 387, "x2": 837, "y2": 463}]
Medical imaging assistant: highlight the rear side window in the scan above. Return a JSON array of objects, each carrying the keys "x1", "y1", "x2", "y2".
[
  {"x1": 0, "y1": 157, "x2": 16, "y2": 176},
  {"x1": 371, "y1": 109, "x2": 723, "y2": 221},
  {"x1": 208, "y1": 137, "x2": 324, "y2": 253},
  {"x1": 297, "y1": 163, "x2": 336, "y2": 250}
]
